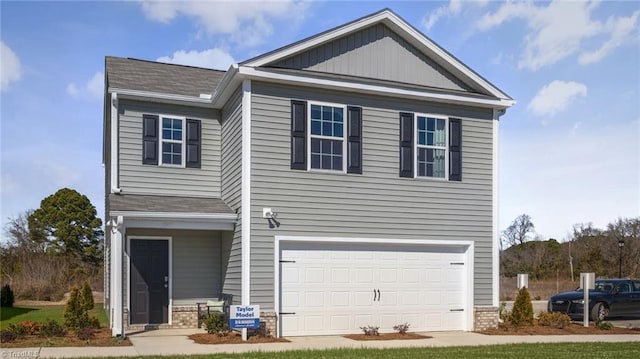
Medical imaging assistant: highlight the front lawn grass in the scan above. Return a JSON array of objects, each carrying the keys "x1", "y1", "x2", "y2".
[
  {"x1": 0, "y1": 305, "x2": 108, "y2": 329},
  {"x1": 62, "y1": 342, "x2": 639, "y2": 359}
]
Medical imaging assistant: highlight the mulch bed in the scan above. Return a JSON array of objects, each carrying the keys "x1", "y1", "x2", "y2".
[
  {"x1": 189, "y1": 332, "x2": 290, "y2": 344},
  {"x1": 344, "y1": 333, "x2": 432, "y2": 341},
  {"x1": 1, "y1": 328, "x2": 132, "y2": 348},
  {"x1": 478, "y1": 323, "x2": 640, "y2": 335}
]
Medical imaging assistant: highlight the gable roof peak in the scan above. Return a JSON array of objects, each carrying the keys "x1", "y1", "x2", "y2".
[{"x1": 241, "y1": 8, "x2": 512, "y2": 101}]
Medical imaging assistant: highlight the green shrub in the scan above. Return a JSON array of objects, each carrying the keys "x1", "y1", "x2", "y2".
[
  {"x1": 88, "y1": 316, "x2": 101, "y2": 329},
  {"x1": 596, "y1": 321, "x2": 613, "y2": 330},
  {"x1": 537, "y1": 312, "x2": 571, "y2": 329},
  {"x1": 6, "y1": 323, "x2": 28, "y2": 338},
  {"x1": 64, "y1": 286, "x2": 89, "y2": 329},
  {"x1": 41, "y1": 320, "x2": 67, "y2": 337},
  {"x1": 393, "y1": 322, "x2": 410, "y2": 334},
  {"x1": 511, "y1": 286, "x2": 534, "y2": 327},
  {"x1": 203, "y1": 313, "x2": 230, "y2": 337},
  {"x1": 1, "y1": 284, "x2": 15, "y2": 307},
  {"x1": 360, "y1": 325, "x2": 379, "y2": 336},
  {"x1": 80, "y1": 282, "x2": 94, "y2": 312}
]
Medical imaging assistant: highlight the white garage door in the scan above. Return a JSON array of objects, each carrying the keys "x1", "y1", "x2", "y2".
[{"x1": 280, "y1": 241, "x2": 468, "y2": 336}]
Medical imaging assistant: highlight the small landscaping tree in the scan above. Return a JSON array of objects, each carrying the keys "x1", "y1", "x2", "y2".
[
  {"x1": 80, "y1": 282, "x2": 94, "y2": 311},
  {"x1": 510, "y1": 286, "x2": 534, "y2": 327},
  {"x1": 1, "y1": 284, "x2": 15, "y2": 307},
  {"x1": 64, "y1": 286, "x2": 89, "y2": 329}
]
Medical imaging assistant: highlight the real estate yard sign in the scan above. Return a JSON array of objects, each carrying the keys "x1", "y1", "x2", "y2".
[{"x1": 230, "y1": 305, "x2": 260, "y2": 329}]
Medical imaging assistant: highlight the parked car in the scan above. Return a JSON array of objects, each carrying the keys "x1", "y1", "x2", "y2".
[{"x1": 547, "y1": 279, "x2": 640, "y2": 321}]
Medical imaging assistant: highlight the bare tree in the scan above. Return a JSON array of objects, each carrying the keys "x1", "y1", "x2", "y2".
[{"x1": 502, "y1": 214, "x2": 535, "y2": 249}]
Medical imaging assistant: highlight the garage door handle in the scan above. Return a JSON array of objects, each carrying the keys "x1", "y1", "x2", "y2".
[
  {"x1": 279, "y1": 312, "x2": 296, "y2": 315},
  {"x1": 377, "y1": 289, "x2": 381, "y2": 301},
  {"x1": 450, "y1": 309, "x2": 464, "y2": 312},
  {"x1": 373, "y1": 289, "x2": 377, "y2": 301}
]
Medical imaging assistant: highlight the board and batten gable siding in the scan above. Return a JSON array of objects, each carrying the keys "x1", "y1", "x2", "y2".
[
  {"x1": 118, "y1": 100, "x2": 221, "y2": 197},
  {"x1": 220, "y1": 87, "x2": 243, "y2": 304},
  {"x1": 122, "y1": 229, "x2": 223, "y2": 309},
  {"x1": 249, "y1": 82, "x2": 495, "y2": 310},
  {"x1": 271, "y1": 23, "x2": 470, "y2": 93}
]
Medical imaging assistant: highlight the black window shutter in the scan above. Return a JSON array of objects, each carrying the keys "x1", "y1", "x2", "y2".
[
  {"x1": 346, "y1": 106, "x2": 362, "y2": 174},
  {"x1": 399, "y1": 112, "x2": 414, "y2": 178},
  {"x1": 449, "y1": 118, "x2": 462, "y2": 181},
  {"x1": 186, "y1": 119, "x2": 201, "y2": 168},
  {"x1": 291, "y1": 100, "x2": 307, "y2": 170},
  {"x1": 142, "y1": 114, "x2": 159, "y2": 165}
]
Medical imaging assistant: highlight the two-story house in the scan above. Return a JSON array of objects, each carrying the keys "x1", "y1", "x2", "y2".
[{"x1": 103, "y1": 9, "x2": 514, "y2": 337}]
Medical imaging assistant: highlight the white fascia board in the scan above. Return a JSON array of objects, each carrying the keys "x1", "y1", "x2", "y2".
[
  {"x1": 109, "y1": 211, "x2": 237, "y2": 221},
  {"x1": 241, "y1": 79, "x2": 252, "y2": 308},
  {"x1": 109, "y1": 87, "x2": 213, "y2": 108},
  {"x1": 492, "y1": 111, "x2": 501, "y2": 308},
  {"x1": 238, "y1": 66, "x2": 515, "y2": 109},
  {"x1": 211, "y1": 64, "x2": 241, "y2": 108},
  {"x1": 243, "y1": 10, "x2": 512, "y2": 102}
]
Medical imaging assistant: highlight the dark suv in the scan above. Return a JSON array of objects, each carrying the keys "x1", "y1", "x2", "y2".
[{"x1": 547, "y1": 279, "x2": 640, "y2": 321}]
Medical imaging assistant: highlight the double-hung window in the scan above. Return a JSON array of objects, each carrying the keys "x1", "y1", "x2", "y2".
[
  {"x1": 160, "y1": 116, "x2": 185, "y2": 166},
  {"x1": 399, "y1": 112, "x2": 461, "y2": 181},
  {"x1": 309, "y1": 103, "x2": 346, "y2": 171},
  {"x1": 142, "y1": 114, "x2": 201, "y2": 168},
  {"x1": 416, "y1": 115, "x2": 447, "y2": 178}
]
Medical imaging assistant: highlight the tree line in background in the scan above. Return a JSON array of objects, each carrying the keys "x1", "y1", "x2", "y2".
[
  {"x1": 0, "y1": 188, "x2": 103, "y2": 301},
  {"x1": 501, "y1": 214, "x2": 640, "y2": 280}
]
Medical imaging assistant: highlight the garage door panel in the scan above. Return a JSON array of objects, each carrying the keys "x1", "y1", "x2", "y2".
[{"x1": 280, "y1": 242, "x2": 467, "y2": 336}]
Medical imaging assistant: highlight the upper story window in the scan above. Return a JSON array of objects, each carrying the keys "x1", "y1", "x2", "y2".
[
  {"x1": 161, "y1": 117, "x2": 184, "y2": 166},
  {"x1": 291, "y1": 100, "x2": 362, "y2": 174},
  {"x1": 309, "y1": 103, "x2": 346, "y2": 171},
  {"x1": 416, "y1": 116, "x2": 447, "y2": 178},
  {"x1": 399, "y1": 112, "x2": 461, "y2": 181},
  {"x1": 142, "y1": 114, "x2": 201, "y2": 168}
]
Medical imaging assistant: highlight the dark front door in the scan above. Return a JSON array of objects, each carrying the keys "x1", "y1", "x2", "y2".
[{"x1": 130, "y1": 239, "x2": 169, "y2": 324}]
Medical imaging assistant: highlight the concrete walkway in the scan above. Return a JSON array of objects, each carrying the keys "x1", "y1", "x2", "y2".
[{"x1": 2, "y1": 328, "x2": 639, "y2": 358}]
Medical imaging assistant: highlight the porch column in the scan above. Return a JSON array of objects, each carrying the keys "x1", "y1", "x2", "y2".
[{"x1": 111, "y1": 215, "x2": 124, "y2": 337}]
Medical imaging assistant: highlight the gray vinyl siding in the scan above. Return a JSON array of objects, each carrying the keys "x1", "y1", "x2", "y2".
[
  {"x1": 118, "y1": 100, "x2": 221, "y2": 197},
  {"x1": 122, "y1": 229, "x2": 224, "y2": 309},
  {"x1": 220, "y1": 87, "x2": 243, "y2": 304},
  {"x1": 249, "y1": 82, "x2": 495, "y2": 310},
  {"x1": 271, "y1": 23, "x2": 470, "y2": 92}
]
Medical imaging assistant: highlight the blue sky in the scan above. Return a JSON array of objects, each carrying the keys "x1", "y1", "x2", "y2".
[{"x1": 1, "y1": 0, "x2": 638, "y2": 241}]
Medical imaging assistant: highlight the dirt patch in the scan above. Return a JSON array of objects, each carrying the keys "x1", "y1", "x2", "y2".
[
  {"x1": 344, "y1": 333, "x2": 432, "y2": 341},
  {"x1": 478, "y1": 323, "x2": 640, "y2": 335},
  {"x1": 189, "y1": 332, "x2": 290, "y2": 344},
  {"x1": 1, "y1": 327, "x2": 132, "y2": 348}
]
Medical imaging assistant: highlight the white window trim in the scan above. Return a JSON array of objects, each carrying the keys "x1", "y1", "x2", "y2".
[
  {"x1": 126, "y1": 235, "x2": 173, "y2": 326},
  {"x1": 414, "y1": 114, "x2": 449, "y2": 180},
  {"x1": 306, "y1": 101, "x2": 347, "y2": 173},
  {"x1": 159, "y1": 115, "x2": 186, "y2": 168}
]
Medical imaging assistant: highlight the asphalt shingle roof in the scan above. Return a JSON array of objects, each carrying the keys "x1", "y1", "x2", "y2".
[
  {"x1": 105, "y1": 57, "x2": 225, "y2": 97},
  {"x1": 109, "y1": 194, "x2": 234, "y2": 214}
]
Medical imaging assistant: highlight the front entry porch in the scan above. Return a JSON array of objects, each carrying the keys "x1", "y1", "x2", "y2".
[{"x1": 106, "y1": 194, "x2": 239, "y2": 336}]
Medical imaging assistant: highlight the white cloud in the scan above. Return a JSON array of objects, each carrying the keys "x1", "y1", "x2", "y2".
[
  {"x1": 156, "y1": 48, "x2": 236, "y2": 70},
  {"x1": 1, "y1": 42, "x2": 22, "y2": 91},
  {"x1": 139, "y1": 0, "x2": 311, "y2": 47},
  {"x1": 579, "y1": 11, "x2": 640, "y2": 65},
  {"x1": 422, "y1": 0, "x2": 489, "y2": 31},
  {"x1": 478, "y1": 0, "x2": 639, "y2": 70},
  {"x1": 528, "y1": 80, "x2": 587, "y2": 117},
  {"x1": 67, "y1": 71, "x2": 103, "y2": 101},
  {"x1": 422, "y1": 0, "x2": 462, "y2": 31}
]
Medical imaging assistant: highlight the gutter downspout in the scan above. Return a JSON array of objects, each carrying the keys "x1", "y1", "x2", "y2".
[{"x1": 110, "y1": 92, "x2": 122, "y2": 194}]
